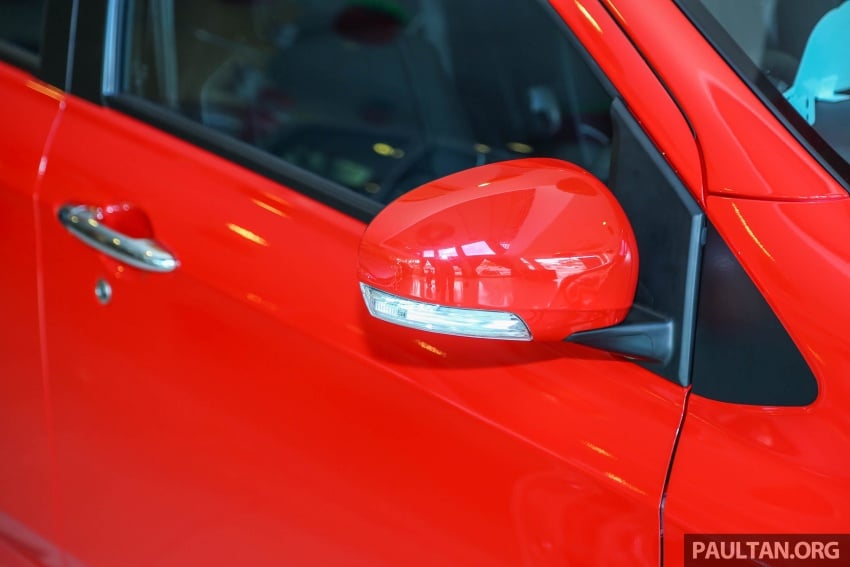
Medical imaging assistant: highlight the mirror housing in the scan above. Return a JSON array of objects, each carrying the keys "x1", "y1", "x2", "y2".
[{"x1": 357, "y1": 158, "x2": 638, "y2": 341}]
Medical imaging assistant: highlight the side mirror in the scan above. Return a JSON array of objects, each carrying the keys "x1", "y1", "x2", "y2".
[{"x1": 357, "y1": 158, "x2": 638, "y2": 341}]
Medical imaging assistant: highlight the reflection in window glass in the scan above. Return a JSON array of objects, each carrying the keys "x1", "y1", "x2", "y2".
[{"x1": 123, "y1": 0, "x2": 613, "y2": 204}]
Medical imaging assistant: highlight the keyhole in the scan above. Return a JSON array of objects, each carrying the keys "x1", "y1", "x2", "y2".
[{"x1": 95, "y1": 279, "x2": 112, "y2": 305}]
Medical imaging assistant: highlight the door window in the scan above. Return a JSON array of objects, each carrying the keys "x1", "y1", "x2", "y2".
[
  {"x1": 119, "y1": 0, "x2": 613, "y2": 205},
  {"x1": 0, "y1": 0, "x2": 46, "y2": 65}
]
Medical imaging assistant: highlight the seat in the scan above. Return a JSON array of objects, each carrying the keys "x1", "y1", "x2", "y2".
[{"x1": 260, "y1": 1, "x2": 476, "y2": 197}]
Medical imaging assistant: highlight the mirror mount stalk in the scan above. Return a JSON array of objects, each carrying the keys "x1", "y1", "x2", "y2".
[{"x1": 566, "y1": 305, "x2": 673, "y2": 365}]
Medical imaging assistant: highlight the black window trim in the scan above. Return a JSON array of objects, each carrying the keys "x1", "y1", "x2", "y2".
[
  {"x1": 68, "y1": 0, "x2": 108, "y2": 101},
  {"x1": 673, "y1": 0, "x2": 850, "y2": 195},
  {"x1": 40, "y1": 0, "x2": 77, "y2": 91},
  {"x1": 109, "y1": 94, "x2": 386, "y2": 222},
  {"x1": 568, "y1": 98, "x2": 705, "y2": 388},
  {"x1": 0, "y1": 40, "x2": 40, "y2": 73}
]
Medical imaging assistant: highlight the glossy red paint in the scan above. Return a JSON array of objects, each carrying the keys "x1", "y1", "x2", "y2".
[
  {"x1": 33, "y1": 96, "x2": 686, "y2": 566},
  {"x1": 94, "y1": 203, "x2": 157, "y2": 240},
  {"x1": 3, "y1": 0, "x2": 849, "y2": 565},
  {"x1": 663, "y1": 196, "x2": 850, "y2": 564},
  {"x1": 0, "y1": 62, "x2": 63, "y2": 566},
  {"x1": 548, "y1": 0, "x2": 704, "y2": 202},
  {"x1": 358, "y1": 158, "x2": 639, "y2": 340},
  {"x1": 600, "y1": 0, "x2": 850, "y2": 563},
  {"x1": 602, "y1": 0, "x2": 847, "y2": 202}
]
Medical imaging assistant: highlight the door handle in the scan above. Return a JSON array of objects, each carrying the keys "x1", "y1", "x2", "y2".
[{"x1": 58, "y1": 204, "x2": 179, "y2": 273}]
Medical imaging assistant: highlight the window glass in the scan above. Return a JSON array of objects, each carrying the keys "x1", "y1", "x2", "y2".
[
  {"x1": 122, "y1": 0, "x2": 613, "y2": 204},
  {"x1": 0, "y1": 0, "x2": 46, "y2": 55},
  {"x1": 682, "y1": 0, "x2": 850, "y2": 168}
]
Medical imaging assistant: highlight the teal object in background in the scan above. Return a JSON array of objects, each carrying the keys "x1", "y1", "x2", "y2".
[{"x1": 784, "y1": 2, "x2": 850, "y2": 124}]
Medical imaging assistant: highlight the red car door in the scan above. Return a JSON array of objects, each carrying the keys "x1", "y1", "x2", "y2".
[
  {"x1": 0, "y1": 62, "x2": 63, "y2": 567},
  {"x1": 32, "y1": 1, "x2": 701, "y2": 565},
  {"x1": 0, "y1": 3, "x2": 68, "y2": 564}
]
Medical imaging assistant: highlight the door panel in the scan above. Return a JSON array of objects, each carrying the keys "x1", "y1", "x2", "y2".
[
  {"x1": 36, "y1": 95, "x2": 687, "y2": 565},
  {"x1": 663, "y1": 197, "x2": 850, "y2": 564},
  {"x1": 0, "y1": 62, "x2": 63, "y2": 565}
]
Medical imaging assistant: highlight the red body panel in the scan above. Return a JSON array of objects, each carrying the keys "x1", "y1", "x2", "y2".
[
  {"x1": 0, "y1": 64, "x2": 63, "y2": 566},
  {"x1": 663, "y1": 196, "x2": 850, "y2": 564},
  {"x1": 602, "y1": 0, "x2": 847, "y2": 202},
  {"x1": 35, "y1": 97, "x2": 686, "y2": 566},
  {"x1": 549, "y1": 0, "x2": 704, "y2": 202},
  {"x1": 2, "y1": 0, "x2": 849, "y2": 564},
  {"x1": 20, "y1": 2, "x2": 708, "y2": 564}
]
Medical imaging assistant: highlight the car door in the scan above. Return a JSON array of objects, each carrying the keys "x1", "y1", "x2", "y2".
[
  {"x1": 34, "y1": 1, "x2": 699, "y2": 565},
  {"x1": 592, "y1": 0, "x2": 850, "y2": 564},
  {"x1": 0, "y1": 2, "x2": 70, "y2": 565}
]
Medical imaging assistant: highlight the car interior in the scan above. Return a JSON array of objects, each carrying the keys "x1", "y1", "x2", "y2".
[{"x1": 125, "y1": 0, "x2": 614, "y2": 203}]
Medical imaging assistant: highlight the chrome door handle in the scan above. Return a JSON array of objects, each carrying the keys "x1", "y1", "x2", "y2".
[{"x1": 58, "y1": 204, "x2": 179, "y2": 273}]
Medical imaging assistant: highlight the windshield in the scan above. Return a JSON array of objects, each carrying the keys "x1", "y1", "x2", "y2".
[{"x1": 679, "y1": 0, "x2": 850, "y2": 167}]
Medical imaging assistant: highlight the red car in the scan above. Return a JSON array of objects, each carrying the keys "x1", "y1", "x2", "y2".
[{"x1": 2, "y1": 0, "x2": 849, "y2": 565}]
